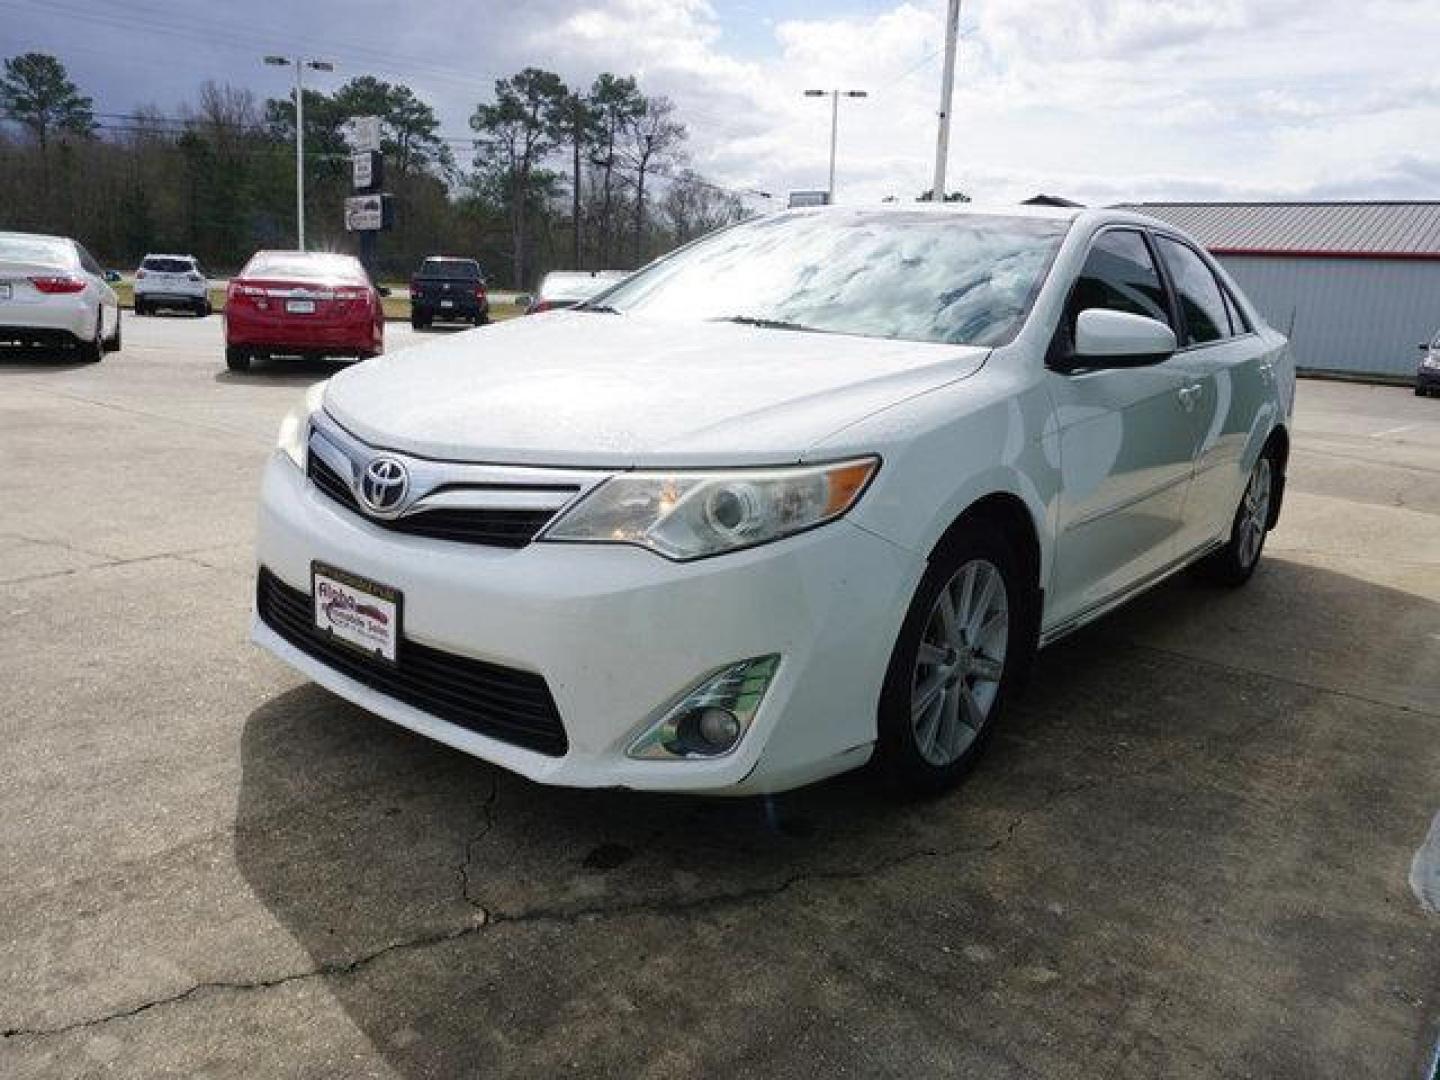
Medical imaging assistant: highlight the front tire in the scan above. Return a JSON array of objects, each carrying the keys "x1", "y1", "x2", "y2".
[
  {"x1": 873, "y1": 521, "x2": 1033, "y2": 796},
  {"x1": 225, "y1": 346, "x2": 251, "y2": 373},
  {"x1": 1202, "y1": 449, "x2": 1277, "y2": 586}
]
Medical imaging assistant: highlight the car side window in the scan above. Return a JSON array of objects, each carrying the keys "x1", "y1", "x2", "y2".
[
  {"x1": 1221, "y1": 287, "x2": 1250, "y2": 335},
  {"x1": 77, "y1": 245, "x2": 102, "y2": 277},
  {"x1": 1154, "y1": 236, "x2": 1229, "y2": 346},
  {"x1": 1068, "y1": 229, "x2": 1171, "y2": 333}
]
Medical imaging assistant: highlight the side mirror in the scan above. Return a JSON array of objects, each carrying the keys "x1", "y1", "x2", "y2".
[
  {"x1": 377, "y1": 285, "x2": 392, "y2": 298},
  {"x1": 1068, "y1": 308, "x2": 1177, "y2": 370},
  {"x1": 514, "y1": 293, "x2": 533, "y2": 312}
]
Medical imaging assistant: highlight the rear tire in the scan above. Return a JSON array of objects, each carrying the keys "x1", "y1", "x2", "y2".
[
  {"x1": 872, "y1": 520, "x2": 1035, "y2": 797},
  {"x1": 1201, "y1": 446, "x2": 1279, "y2": 586},
  {"x1": 103, "y1": 310, "x2": 121, "y2": 353},
  {"x1": 225, "y1": 346, "x2": 251, "y2": 373},
  {"x1": 77, "y1": 313, "x2": 104, "y2": 363},
  {"x1": 134, "y1": 300, "x2": 147, "y2": 317}
]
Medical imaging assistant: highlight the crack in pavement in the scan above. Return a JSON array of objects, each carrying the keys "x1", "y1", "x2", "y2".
[
  {"x1": 0, "y1": 796, "x2": 1051, "y2": 1044},
  {"x1": 457, "y1": 772, "x2": 500, "y2": 913}
]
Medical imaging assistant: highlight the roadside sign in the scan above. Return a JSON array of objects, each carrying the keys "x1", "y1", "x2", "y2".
[
  {"x1": 352, "y1": 150, "x2": 382, "y2": 191},
  {"x1": 351, "y1": 116, "x2": 382, "y2": 154},
  {"x1": 345, "y1": 194, "x2": 392, "y2": 232},
  {"x1": 788, "y1": 190, "x2": 831, "y2": 208}
]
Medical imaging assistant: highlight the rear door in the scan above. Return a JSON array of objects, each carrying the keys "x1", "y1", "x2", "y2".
[
  {"x1": 1044, "y1": 227, "x2": 1200, "y2": 628},
  {"x1": 1152, "y1": 234, "x2": 1276, "y2": 555}
]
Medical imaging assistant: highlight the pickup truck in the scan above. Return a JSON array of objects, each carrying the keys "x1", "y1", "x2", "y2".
[{"x1": 409, "y1": 257, "x2": 489, "y2": 329}]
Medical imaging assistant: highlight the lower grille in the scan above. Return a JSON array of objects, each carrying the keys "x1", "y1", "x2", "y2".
[
  {"x1": 306, "y1": 453, "x2": 560, "y2": 548},
  {"x1": 257, "y1": 568, "x2": 568, "y2": 757}
]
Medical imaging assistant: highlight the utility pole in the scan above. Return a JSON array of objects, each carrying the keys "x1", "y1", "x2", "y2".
[
  {"x1": 264, "y1": 55, "x2": 335, "y2": 250},
  {"x1": 803, "y1": 88, "x2": 868, "y2": 202},
  {"x1": 930, "y1": 0, "x2": 962, "y2": 201}
]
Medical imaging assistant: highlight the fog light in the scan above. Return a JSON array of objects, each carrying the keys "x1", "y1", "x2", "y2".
[{"x1": 628, "y1": 655, "x2": 779, "y2": 761}]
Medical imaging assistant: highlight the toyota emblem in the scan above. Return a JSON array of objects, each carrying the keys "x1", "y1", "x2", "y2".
[{"x1": 359, "y1": 456, "x2": 409, "y2": 516}]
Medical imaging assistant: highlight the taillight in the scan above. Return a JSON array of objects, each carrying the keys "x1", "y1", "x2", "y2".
[
  {"x1": 31, "y1": 276, "x2": 87, "y2": 294},
  {"x1": 474, "y1": 284, "x2": 487, "y2": 302},
  {"x1": 135, "y1": 269, "x2": 147, "y2": 280},
  {"x1": 531, "y1": 299, "x2": 552, "y2": 314}
]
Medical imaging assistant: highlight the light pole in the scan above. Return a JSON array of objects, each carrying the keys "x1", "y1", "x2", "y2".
[
  {"x1": 930, "y1": 0, "x2": 962, "y2": 200},
  {"x1": 264, "y1": 55, "x2": 335, "y2": 251},
  {"x1": 803, "y1": 88, "x2": 867, "y2": 202}
]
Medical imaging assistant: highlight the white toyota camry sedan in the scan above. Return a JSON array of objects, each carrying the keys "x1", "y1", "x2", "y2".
[{"x1": 252, "y1": 205, "x2": 1294, "y2": 795}]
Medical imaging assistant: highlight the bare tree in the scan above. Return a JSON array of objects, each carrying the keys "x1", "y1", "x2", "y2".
[
  {"x1": 587, "y1": 74, "x2": 643, "y2": 266},
  {"x1": 620, "y1": 95, "x2": 686, "y2": 264}
]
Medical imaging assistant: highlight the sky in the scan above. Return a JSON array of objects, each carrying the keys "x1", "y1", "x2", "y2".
[{"x1": 4, "y1": 0, "x2": 1439, "y2": 209}]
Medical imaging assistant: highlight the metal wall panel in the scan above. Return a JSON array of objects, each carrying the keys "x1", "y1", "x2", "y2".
[{"x1": 1217, "y1": 256, "x2": 1439, "y2": 377}]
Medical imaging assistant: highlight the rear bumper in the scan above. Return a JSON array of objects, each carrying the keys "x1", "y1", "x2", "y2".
[
  {"x1": 413, "y1": 298, "x2": 487, "y2": 318},
  {"x1": 0, "y1": 296, "x2": 93, "y2": 340},
  {"x1": 227, "y1": 310, "x2": 382, "y2": 356}
]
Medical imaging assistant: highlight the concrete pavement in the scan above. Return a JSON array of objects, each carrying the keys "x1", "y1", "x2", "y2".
[{"x1": 1, "y1": 315, "x2": 1437, "y2": 1078}]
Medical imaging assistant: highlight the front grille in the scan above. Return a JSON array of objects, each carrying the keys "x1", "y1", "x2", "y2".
[
  {"x1": 307, "y1": 453, "x2": 559, "y2": 548},
  {"x1": 257, "y1": 568, "x2": 568, "y2": 757}
]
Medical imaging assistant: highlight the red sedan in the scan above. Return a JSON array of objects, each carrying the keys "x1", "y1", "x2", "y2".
[{"x1": 224, "y1": 251, "x2": 385, "y2": 372}]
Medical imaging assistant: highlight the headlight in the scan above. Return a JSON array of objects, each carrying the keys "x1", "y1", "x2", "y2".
[
  {"x1": 542, "y1": 457, "x2": 878, "y2": 560},
  {"x1": 276, "y1": 381, "x2": 327, "y2": 470}
]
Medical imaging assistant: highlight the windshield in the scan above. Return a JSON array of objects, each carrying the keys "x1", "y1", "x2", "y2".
[
  {"x1": 541, "y1": 272, "x2": 626, "y2": 301},
  {"x1": 417, "y1": 259, "x2": 481, "y2": 280},
  {"x1": 597, "y1": 210, "x2": 1070, "y2": 346},
  {"x1": 142, "y1": 257, "x2": 195, "y2": 273},
  {"x1": 244, "y1": 252, "x2": 368, "y2": 284},
  {"x1": 0, "y1": 235, "x2": 73, "y2": 268}
]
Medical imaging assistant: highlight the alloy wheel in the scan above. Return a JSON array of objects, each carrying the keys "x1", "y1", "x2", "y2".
[
  {"x1": 1237, "y1": 457, "x2": 1272, "y2": 568},
  {"x1": 911, "y1": 558, "x2": 1009, "y2": 766}
]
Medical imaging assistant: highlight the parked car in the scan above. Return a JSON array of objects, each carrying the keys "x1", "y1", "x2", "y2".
[
  {"x1": 133, "y1": 253, "x2": 211, "y2": 316},
  {"x1": 0, "y1": 231, "x2": 121, "y2": 361},
  {"x1": 1417, "y1": 331, "x2": 1440, "y2": 396},
  {"x1": 224, "y1": 251, "x2": 385, "y2": 373},
  {"x1": 251, "y1": 205, "x2": 1294, "y2": 796},
  {"x1": 523, "y1": 270, "x2": 629, "y2": 313},
  {"x1": 409, "y1": 256, "x2": 488, "y2": 328}
]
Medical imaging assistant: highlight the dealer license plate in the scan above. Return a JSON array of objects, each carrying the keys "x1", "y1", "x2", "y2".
[
  {"x1": 286, "y1": 299, "x2": 316, "y2": 314},
  {"x1": 312, "y1": 563, "x2": 401, "y2": 663}
]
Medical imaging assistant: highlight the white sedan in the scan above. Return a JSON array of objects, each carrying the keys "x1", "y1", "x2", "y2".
[
  {"x1": 252, "y1": 205, "x2": 1294, "y2": 795},
  {"x1": 0, "y1": 231, "x2": 121, "y2": 360}
]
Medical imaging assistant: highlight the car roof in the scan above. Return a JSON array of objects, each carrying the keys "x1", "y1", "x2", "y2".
[
  {"x1": 0, "y1": 231, "x2": 73, "y2": 244},
  {"x1": 778, "y1": 203, "x2": 1196, "y2": 237}
]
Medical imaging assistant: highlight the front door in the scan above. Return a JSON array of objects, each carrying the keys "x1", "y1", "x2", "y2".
[{"x1": 1043, "y1": 228, "x2": 1199, "y2": 630}]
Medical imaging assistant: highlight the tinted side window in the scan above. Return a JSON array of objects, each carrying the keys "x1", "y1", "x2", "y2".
[
  {"x1": 1070, "y1": 229, "x2": 1170, "y2": 330},
  {"x1": 1155, "y1": 236, "x2": 1229, "y2": 345},
  {"x1": 77, "y1": 245, "x2": 101, "y2": 276},
  {"x1": 1221, "y1": 287, "x2": 1249, "y2": 335}
]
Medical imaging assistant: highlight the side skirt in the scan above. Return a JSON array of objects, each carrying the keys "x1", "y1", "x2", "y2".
[{"x1": 1038, "y1": 537, "x2": 1225, "y2": 649}]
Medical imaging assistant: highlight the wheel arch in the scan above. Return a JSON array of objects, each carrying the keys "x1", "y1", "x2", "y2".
[
  {"x1": 1261, "y1": 422, "x2": 1290, "y2": 529},
  {"x1": 933, "y1": 491, "x2": 1044, "y2": 613}
]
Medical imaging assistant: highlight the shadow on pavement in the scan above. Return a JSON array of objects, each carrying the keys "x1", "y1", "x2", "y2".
[
  {"x1": 233, "y1": 555, "x2": 1440, "y2": 1077},
  {"x1": 0, "y1": 344, "x2": 92, "y2": 372},
  {"x1": 213, "y1": 357, "x2": 354, "y2": 386}
]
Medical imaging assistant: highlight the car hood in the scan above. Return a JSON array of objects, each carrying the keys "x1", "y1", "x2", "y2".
[{"x1": 323, "y1": 312, "x2": 989, "y2": 467}]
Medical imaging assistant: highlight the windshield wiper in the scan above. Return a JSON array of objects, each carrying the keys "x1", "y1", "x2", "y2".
[{"x1": 709, "y1": 315, "x2": 821, "y2": 333}]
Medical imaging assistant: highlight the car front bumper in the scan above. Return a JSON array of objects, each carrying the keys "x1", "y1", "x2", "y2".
[{"x1": 251, "y1": 452, "x2": 923, "y2": 793}]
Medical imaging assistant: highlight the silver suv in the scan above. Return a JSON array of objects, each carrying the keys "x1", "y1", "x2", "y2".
[{"x1": 133, "y1": 254, "x2": 210, "y2": 317}]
